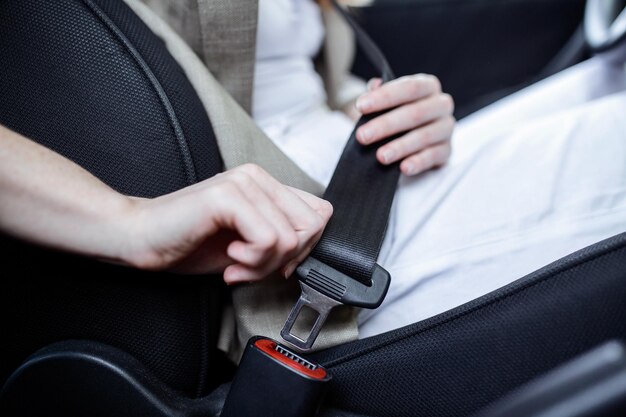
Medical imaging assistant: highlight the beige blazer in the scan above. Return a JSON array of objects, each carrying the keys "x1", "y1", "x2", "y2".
[{"x1": 124, "y1": 0, "x2": 363, "y2": 360}]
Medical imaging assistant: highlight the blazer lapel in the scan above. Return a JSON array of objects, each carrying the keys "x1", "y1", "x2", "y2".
[
  {"x1": 126, "y1": 0, "x2": 322, "y2": 195},
  {"x1": 196, "y1": 0, "x2": 258, "y2": 114},
  {"x1": 125, "y1": 0, "x2": 358, "y2": 362}
]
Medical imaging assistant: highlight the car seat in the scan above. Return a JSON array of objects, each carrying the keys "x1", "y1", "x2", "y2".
[
  {"x1": 0, "y1": 0, "x2": 232, "y2": 398},
  {"x1": 0, "y1": 1, "x2": 625, "y2": 416}
]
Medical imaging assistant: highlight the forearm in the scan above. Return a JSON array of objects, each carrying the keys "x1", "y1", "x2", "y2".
[
  {"x1": 0, "y1": 126, "x2": 332, "y2": 278},
  {"x1": 0, "y1": 125, "x2": 135, "y2": 263}
]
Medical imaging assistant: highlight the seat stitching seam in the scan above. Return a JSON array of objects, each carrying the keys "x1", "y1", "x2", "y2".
[{"x1": 81, "y1": 0, "x2": 198, "y2": 186}]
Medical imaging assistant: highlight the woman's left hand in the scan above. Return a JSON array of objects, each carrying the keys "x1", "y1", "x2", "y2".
[{"x1": 355, "y1": 74, "x2": 455, "y2": 176}]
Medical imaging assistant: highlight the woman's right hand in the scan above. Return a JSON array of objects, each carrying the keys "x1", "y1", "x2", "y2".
[{"x1": 124, "y1": 164, "x2": 332, "y2": 284}]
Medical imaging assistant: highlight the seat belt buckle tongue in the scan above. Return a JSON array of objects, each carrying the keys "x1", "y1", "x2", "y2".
[
  {"x1": 280, "y1": 281, "x2": 343, "y2": 352},
  {"x1": 280, "y1": 256, "x2": 391, "y2": 352}
]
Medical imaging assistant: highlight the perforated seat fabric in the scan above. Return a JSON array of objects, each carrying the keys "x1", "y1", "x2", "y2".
[
  {"x1": 312, "y1": 232, "x2": 626, "y2": 417},
  {"x1": 3, "y1": 1, "x2": 626, "y2": 415},
  {"x1": 0, "y1": 0, "x2": 228, "y2": 396}
]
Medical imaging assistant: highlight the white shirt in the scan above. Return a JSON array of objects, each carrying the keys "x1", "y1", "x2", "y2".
[
  {"x1": 252, "y1": 0, "x2": 327, "y2": 130},
  {"x1": 252, "y1": 0, "x2": 626, "y2": 338}
]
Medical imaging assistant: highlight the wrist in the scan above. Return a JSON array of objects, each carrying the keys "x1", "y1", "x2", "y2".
[
  {"x1": 102, "y1": 195, "x2": 147, "y2": 268},
  {"x1": 113, "y1": 196, "x2": 177, "y2": 271}
]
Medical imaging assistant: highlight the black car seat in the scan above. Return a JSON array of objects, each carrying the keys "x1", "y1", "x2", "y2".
[
  {"x1": 1, "y1": 1, "x2": 626, "y2": 416},
  {"x1": 0, "y1": 0, "x2": 232, "y2": 398}
]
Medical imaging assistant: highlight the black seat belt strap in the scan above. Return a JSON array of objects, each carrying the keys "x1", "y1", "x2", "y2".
[{"x1": 281, "y1": 1, "x2": 399, "y2": 351}]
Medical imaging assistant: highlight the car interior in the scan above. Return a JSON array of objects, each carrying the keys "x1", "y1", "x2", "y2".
[{"x1": 0, "y1": 0, "x2": 625, "y2": 416}]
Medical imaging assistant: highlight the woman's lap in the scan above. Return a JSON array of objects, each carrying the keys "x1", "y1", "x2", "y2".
[
  {"x1": 260, "y1": 57, "x2": 626, "y2": 339},
  {"x1": 359, "y1": 59, "x2": 626, "y2": 337}
]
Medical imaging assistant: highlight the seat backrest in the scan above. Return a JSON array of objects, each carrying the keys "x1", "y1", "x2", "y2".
[{"x1": 0, "y1": 0, "x2": 229, "y2": 397}]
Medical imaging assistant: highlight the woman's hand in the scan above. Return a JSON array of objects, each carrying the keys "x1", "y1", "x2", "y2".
[
  {"x1": 126, "y1": 164, "x2": 332, "y2": 284},
  {"x1": 355, "y1": 74, "x2": 455, "y2": 176},
  {"x1": 0, "y1": 126, "x2": 329, "y2": 285}
]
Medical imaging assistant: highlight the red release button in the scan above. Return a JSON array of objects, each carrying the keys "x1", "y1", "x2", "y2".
[{"x1": 254, "y1": 339, "x2": 328, "y2": 380}]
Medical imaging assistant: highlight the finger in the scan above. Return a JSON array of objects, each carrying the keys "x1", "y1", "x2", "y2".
[
  {"x1": 237, "y1": 165, "x2": 329, "y2": 236},
  {"x1": 282, "y1": 187, "x2": 333, "y2": 240},
  {"x1": 188, "y1": 164, "x2": 302, "y2": 265},
  {"x1": 287, "y1": 186, "x2": 333, "y2": 222},
  {"x1": 376, "y1": 116, "x2": 455, "y2": 165},
  {"x1": 400, "y1": 141, "x2": 452, "y2": 176},
  {"x1": 227, "y1": 172, "x2": 300, "y2": 268},
  {"x1": 281, "y1": 239, "x2": 318, "y2": 278},
  {"x1": 179, "y1": 175, "x2": 285, "y2": 277},
  {"x1": 225, "y1": 241, "x2": 287, "y2": 283},
  {"x1": 212, "y1": 186, "x2": 280, "y2": 266},
  {"x1": 169, "y1": 229, "x2": 239, "y2": 275},
  {"x1": 357, "y1": 93, "x2": 454, "y2": 145},
  {"x1": 367, "y1": 77, "x2": 383, "y2": 91},
  {"x1": 212, "y1": 186, "x2": 274, "y2": 247},
  {"x1": 356, "y1": 74, "x2": 441, "y2": 114},
  {"x1": 209, "y1": 177, "x2": 294, "y2": 273},
  {"x1": 223, "y1": 262, "x2": 266, "y2": 283},
  {"x1": 258, "y1": 186, "x2": 326, "y2": 277},
  {"x1": 235, "y1": 165, "x2": 331, "y2": 276},
  {"x1": 224, "y1": 253, "x2": 281, "y2": 283},
  {"x1": 280, "y1": 187, "x2": 333, "y2": 278},
  {"x1": 278, "y1": 216, "x2": 326, "y2": 279}
]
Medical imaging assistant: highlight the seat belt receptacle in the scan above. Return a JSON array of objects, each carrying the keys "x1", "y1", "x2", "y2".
[{"x1": 220, "y1": 336, "x2": 331, "y2": 417}]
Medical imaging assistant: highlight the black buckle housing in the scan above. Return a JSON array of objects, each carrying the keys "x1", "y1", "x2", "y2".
[{"x1": 220, "y1": 336, "x2": 331, "y2": 417}]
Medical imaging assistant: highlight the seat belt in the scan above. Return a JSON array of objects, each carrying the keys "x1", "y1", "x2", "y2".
[{"x1": 281, "y1": 0, "x2": 399, "y2": 351}]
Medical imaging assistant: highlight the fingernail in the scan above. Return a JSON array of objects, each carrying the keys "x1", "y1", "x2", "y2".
[
  {"x1": 367, "y1": 78, "x2": 381, "y2": 91},
  {"x1": 381, "y1": 149, "x2": 395, "y2": 164},
  {"x1": 356, "y1": 96, "x2": 371, "y2": 112},
  {"x1": 404, "y1": 163, "x2": 417, "y2": 175},
  {"x1": 225, "y1": 265, "x2": 245, "y2": 283},
  {"x1": 225, "y1": 275, "x2": 238, "y2": 285},
  {"x1": 357, "y1": 128, "x2": 372, "y2": 144},
  {"x1": 284, "y1": 264, "x2": 295, "y2": 279},
  {"x1": 281, "y1": 264, "x2": 291, "y2": 278},
  {"x1": 227, "y1": 272, "x2": 240, "y2": 283}
]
